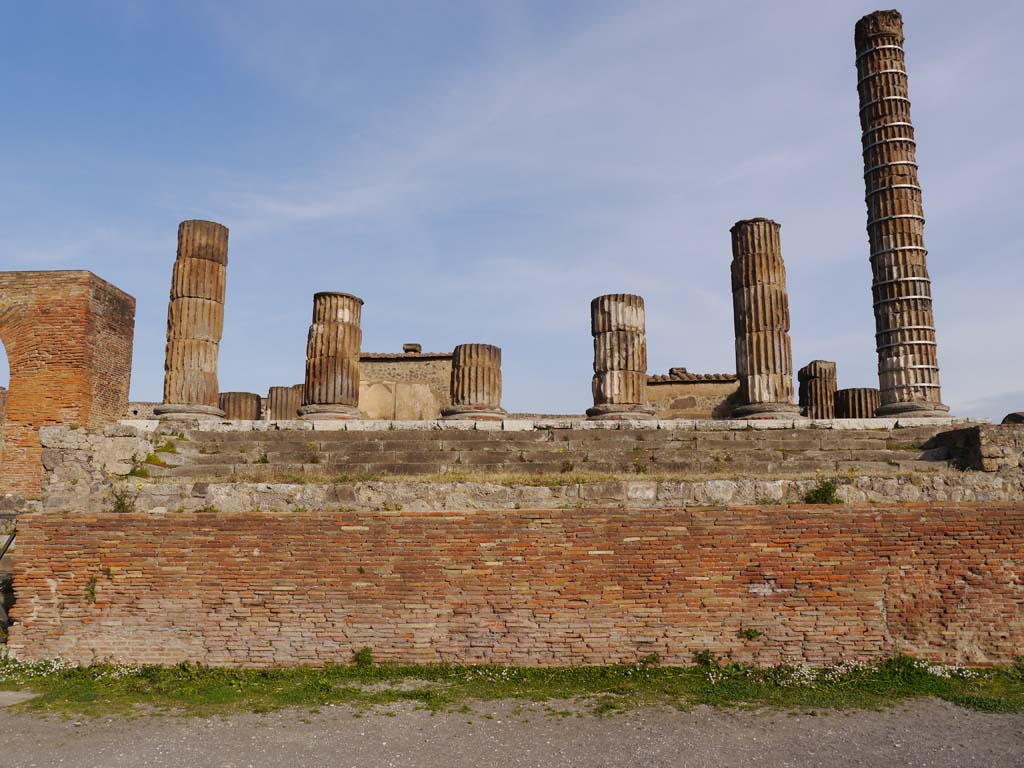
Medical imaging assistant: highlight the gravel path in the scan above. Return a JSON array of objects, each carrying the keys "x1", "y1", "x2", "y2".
[{"x1": 1, "y1": 699, "x2": 1022, "y2": 768}]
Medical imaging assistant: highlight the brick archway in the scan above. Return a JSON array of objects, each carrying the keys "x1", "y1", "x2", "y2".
[{"x1": 0, "y1": 272, "x2": 135, "y2": 499}]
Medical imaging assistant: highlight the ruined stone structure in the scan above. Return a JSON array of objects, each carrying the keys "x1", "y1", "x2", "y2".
[
  {"x1": 798, "y1": 361, "x2": 838, "y2": 420},
  {"x1": 855, "y1": 11, "x2": 948, "y2": 418},
  {"x1": 441, "y1": 344, "x2": 506, "y2": 420},
  {"x1": 587, "y1": 294, "x2": 655, "y2": 420},
  {"x1": 266, "y1": 385, "x2": 303, "y2": 421},
  {"x1": 835, "y1": 387, "x2": 881, "y2": 419},
  {"x1": 6, "y1": 9, "x2": 1019, "y2": 673},
  {"x1": 0, "y1": 271, "x2": 134, "y2": 498},
  {"x1": 218, "y1": 392, "x2": 261, "y2": 421},
  {"x1": 299, "y1": 293, "x2": 363, "y2": 420},
  {"x1": 359, "y1": 348, "x2": 453, "y2": 420},
  {"x1": 155, "y1": 220, "x2": 229, "y2": 420},
  {"x1": 646, "y1": 369, "x2": 741, "y2": 420},
  {"x1": 730, "y1": 219, "x2": 801, "y2": 419}
]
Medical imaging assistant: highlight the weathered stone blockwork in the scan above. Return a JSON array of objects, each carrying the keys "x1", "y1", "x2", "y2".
[
  {"x1": 646, "y1": 370, "x2": 740, "y2": 420},
  {"x1": 359, "y1": 352, "x2": 453, "y2": 420},
  {"x1": 9, "y1": 503, "x2": 1023, "y2": 667},
  {"x1": 0, "y1": 271, "x2": 135, "y2": 498}
]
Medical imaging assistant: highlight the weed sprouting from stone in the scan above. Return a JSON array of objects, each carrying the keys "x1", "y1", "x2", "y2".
[{"x1": 803, "y1": 479, "x2": 842, "y2": 504}]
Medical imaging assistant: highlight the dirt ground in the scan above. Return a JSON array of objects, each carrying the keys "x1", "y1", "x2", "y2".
[{"x1": 1, "y1": 698, "x2": 1022, "y2": 768}]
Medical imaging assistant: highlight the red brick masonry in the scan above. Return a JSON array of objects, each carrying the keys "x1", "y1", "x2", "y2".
[
  {"x1": 9, "y1": 503, "x2": 1023, "y2": 667},
  {"x1": 0, "y1": 271, "x2": 135, "y2": 498}
]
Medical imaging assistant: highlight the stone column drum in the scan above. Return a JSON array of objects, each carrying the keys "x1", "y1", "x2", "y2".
[
  {"x1": 266, "y1": 385, "x2": 303, "y2": 421},
  {"x1": 798, "y1": 360, "x2": 837, "y2": 419},
  {"x1": 218, "y1": 391, "x2": 262, "y2": 420},
  {"x1": 730, "y1": 218, "x2": 801, "y2": 419},
  {"x1": 154, "y1": 220, "x2": 229, "y2": 420},
  {"x1": 835, "y1": 387, "x2": 880, "y2": 419},
  {"x1": 442, "y1": 344, "x2": 506, "y2": 420},
  {"x1": 587, "y1": 294, "x2": 655, "y2": 420},
  {"x1": 855, "y1": 10, "x2": 947, "y2": 417},
  {"x1": 299, "y1": 292, "x2": 363, "y2": 420}
]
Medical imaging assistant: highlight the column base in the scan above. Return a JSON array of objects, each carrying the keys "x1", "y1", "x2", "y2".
[
  {"x1": 441, "y1": 405, "x2": 507, "y2": 421},
  {"x1": 731, "y1": 402, "x2": 805, "y2": 420},
  {"x1": 586, "y1": 404, "x2": 657, "y2": 421},
  {"x1": 298, "y1": 404, "x2": 360, "y2": 420},
  {"x1": 875, "y1": 400, "x2": 950, "y2": 418},
  {"x1": 153, "y1": 403, "x2": 226, "y2": 421}
]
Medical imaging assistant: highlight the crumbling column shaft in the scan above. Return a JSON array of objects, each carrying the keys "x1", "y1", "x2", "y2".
[
  {"x1": 835, "y1": 387, "x2": 880, "y2": 419},
  {"x1": 156, "y1": 220, "x2": 229, "y2": 420},
  {"x1": 798, "y1": 360, "x2": 837, "y2": 419},
  {"x1": 266, "y1": 385, "x2": 303, "y2": 421},
  {"x1": 218, "y1": 392, "x2": 262, "y2": 420},
  {"x1": 299, "y1": 293, "x2": 363, "y2": 419},
  {"x1": 855, "y1": 10, "x2": 947, "y2": 417},
  {"x1": 442, "y1": 344, "x2": 506, "y2": 420},
  {"x1": 587, "y1": 294, "x2": 654, "y2": 420},
  {"x1": 730, "y1": 218, "x2": 800, "y2": 419}
]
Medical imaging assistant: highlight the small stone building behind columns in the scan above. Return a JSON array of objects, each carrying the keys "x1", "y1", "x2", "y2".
[
  {"x1": 358, "y1": 346, "x2": 454, "y2": 420},
  {"x1": 646, "y1": 368, "x2": 741, "y2": 419}
]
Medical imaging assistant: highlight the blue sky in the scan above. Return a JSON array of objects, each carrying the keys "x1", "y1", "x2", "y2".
[{"x1": 1, "y1": 1, "x2": 1022, "y2": 419}]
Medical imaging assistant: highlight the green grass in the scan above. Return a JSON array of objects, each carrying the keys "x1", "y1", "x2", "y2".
[
  {"x1": 0, "y1": 655, "x2": 1020, "y2": 718},
  {"x1": 803, "y1": 478, "x2": 842, "y2": 504}
]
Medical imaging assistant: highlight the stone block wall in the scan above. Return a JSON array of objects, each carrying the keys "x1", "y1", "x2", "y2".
[
  {"x1": 0, "y1": 271, "x2": 135, "y2": 498},
  {"x1": 965, "y1": 425, "x2": 1024, "y2": 473},
  {"x1": 8, "y1": 503, "x2": 1023, "y2": 667},
  {"x1": 646, "y1": 376, "x2": 741, "y2": 419},
  {"x1": 359, "y1": 351, "x2": 453, "y2": 419}
]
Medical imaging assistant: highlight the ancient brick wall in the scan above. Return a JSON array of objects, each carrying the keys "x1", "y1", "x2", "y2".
[
  {"x1": 9, "y1": 503, "x2": 1022, "y2": 667},
  {"x1": 0, "y1": 271, "x2": 135, "y2": 498}
]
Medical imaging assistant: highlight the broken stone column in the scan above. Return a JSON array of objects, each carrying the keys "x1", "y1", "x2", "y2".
[
  {"x1": 587, "y1": 294, "x2": 655, "y2": 420},
  {"x1": 855, "y1": 10, "x2": 948, "y2": 417},
  {"x1": 299, "y1": 292, "x2": 363, "y2": 420},
  {"x1": 798, "y1": 360, "x2": 837, "y2": 419},
  {"x1": 266, "y1": 385, "x2": 303, "y2": 421},
  {"x1": 218, "y1": 391, "x2": 262, "y2": 420},
  {"x1": 442, "y1": 344, "x2": 506, "y2": 420},
  {"x1": 835, "y1": 387, "x2": 880, "y2": 419},
  {"x1": 730, "y1": 218, "x2": 801, "y2": 419},
  {"x1": 155, "y1": 220, "x2": 229, "y2": 420}
]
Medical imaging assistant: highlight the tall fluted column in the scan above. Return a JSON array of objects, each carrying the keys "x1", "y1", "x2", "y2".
[
  {"x1": 299, "y1": 292, "x2": 363, "y2": 420},
  {"x1": 730, "y1": 218, "x2": 801, "y2": 419},
  {"x1": 835, "y1": 387, "x2": 880, "y2": 419},
  {"x1": 855, "y1": 10, "x2": 948, "y2": 417},
  {"x1": 798, "y1": 360, "x2": 837, "y2": 419},
  {"x1": 155, "y1": 220, "x2": 228, "y2": 420},
  {"x1": 218, "y1": 391, "x2": 261, "y2": 420},
  {"x1": 442, "y1": 344, "x2": 506, "y2": 420},
  {"x1": 587, "y1": 294, "x2": 655, "y2": 420},
  {"x1": 267, "y1": 385, "x2": 304, "y2": 421}
]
